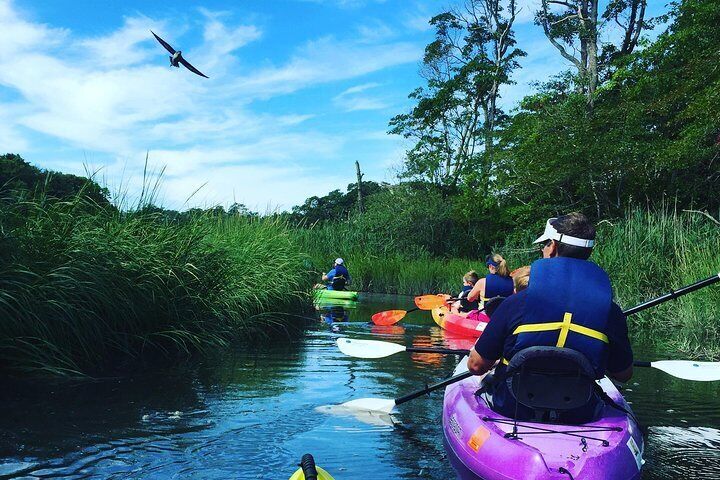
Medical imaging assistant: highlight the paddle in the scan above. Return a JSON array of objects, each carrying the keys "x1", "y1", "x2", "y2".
[
  {"x1": 338, "y1": 338, "x2": 468, "y2": 358},
  {"x1": 371, "y1": 294, "x2": 458, "y2": 326},
  {"x1": 339, "y1": 271, "x2": 720, "y2": 413},
  {"x1": 337, "y1": 338, "x2": 720, "y2": 382}
]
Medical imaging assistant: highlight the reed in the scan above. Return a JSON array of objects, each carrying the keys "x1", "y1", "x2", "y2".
[
  {"x1": 299, "y1": 209, "x2": 720, "y2": 357},
  {"x1": 0, "y1": 193, "x2": 311, "y2": 376}
]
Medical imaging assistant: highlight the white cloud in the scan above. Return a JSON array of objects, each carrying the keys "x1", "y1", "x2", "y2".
[
  {"x1": 196, "y1": 8, "x2": 262, "y2": 71},
  {"x1": 297, "y1": 0, "x2": 388, "y2": 9},
  {"x1": 0, "y1": 0, "x2": 425, "y2": 210},
  {"x1": 337, "y1": 82, "x2": 381, "y2": 96},
  {"x1": 356, "y1": 21, "x2": 396, "y2": 43},
  {"x1": 333, "y1": 82, "x2": 389, "y2": 111},
  {"x1": 80, "y1": 16, "x2": 160, "y2": 68},
  {"x1": 231, "y1": 36, "x2": 422, "y2": 99},
  {"x1": 515, "y1": 0, "x2": 541, "y2": 25}
]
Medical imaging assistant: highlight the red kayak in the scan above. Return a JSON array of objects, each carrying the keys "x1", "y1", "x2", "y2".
[{"x1": 431, "y1": 306, "x2": 489, "y2": 338}]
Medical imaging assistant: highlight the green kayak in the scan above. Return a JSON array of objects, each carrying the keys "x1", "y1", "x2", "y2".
[{"x1": 313, "y1": 289, "x2": 358, "y2": 301}]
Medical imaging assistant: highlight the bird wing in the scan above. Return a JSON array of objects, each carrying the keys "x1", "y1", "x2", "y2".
[
  {"x1": 151, "y1": 31, "x2": 176, "y2": 54},
  {"x1": 179, "y1": 57, "x2": 209, "y2": 78}
]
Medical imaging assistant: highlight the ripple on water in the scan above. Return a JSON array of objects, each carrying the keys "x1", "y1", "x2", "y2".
[{"x1": 643, "y1": 426, "x2": 720, "y2": 479}]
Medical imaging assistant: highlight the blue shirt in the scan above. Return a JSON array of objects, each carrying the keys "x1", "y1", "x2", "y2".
[
  {"x1": 474, "y1": 289, "x2": 633, "y2": 375},
  {"x1": 326, "y1": 266, "x2": 351, "y2": 290}
]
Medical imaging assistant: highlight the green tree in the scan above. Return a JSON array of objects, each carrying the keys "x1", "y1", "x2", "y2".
[
  {"x1": 0, "y1": 153, "x2": 111, "y2": 206},
  {"x1": 536, "y1": 0, "x2": 650, "y2": 107},
  {"x1": 389, "y1": 0, "x2": 525, "y2": 188}
]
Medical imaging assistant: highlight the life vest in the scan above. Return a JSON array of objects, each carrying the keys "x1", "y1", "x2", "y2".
[
  {"x1": 504, "y1": 257, "x2": 613, "y2": 379},
  {"x1": 328, "y1": 265, "x2": 350, "y2": 290},
  {"x1": 484, "y1": 273, "x2": 514, "y2": 300},
  {"x1": 459, "y1": 285, "x2": 478, "y2": 312}
]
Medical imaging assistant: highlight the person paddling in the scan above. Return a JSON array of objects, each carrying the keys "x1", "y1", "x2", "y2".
[
  {"x1": 321, "y1": 258, "x2": 351, "y2": 291},
  {"x1": 463, "y1": 254, "x2": 514, "y2": 314},
  {"x1": 466, "y1": 213, "x2": 634, "y2": 423}
]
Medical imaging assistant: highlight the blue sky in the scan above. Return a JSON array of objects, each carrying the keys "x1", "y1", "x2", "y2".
[{"x1": 0, "y1": 0, "x2": 670, "y2": 211}]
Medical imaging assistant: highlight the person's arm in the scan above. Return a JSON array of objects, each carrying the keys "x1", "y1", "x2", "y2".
[
  {"x1": 467, "y1": 348, "x2": 496, "y2": 375},
  {"x1": 466, "y1": 293, "x2": 517, "y2": 374},
  {"x1": 467, "y1": 278, "x2": 486, "y2": 302},
  {"x1": 608, "y1": 365, "x2": 633, "y2": 383},
  {"x1": 322, "y1": 268, "x2": 336, "y2": 282},
  {"x1": 606, "y1": 303, "x2": 634, "y2": 383}
]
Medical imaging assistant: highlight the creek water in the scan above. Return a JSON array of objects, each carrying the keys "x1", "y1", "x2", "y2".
[{"x1": 1, "y1": 293, "x2": 719, "y2": 479}]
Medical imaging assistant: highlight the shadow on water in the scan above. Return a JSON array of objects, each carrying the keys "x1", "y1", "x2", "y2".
[{"x1": 0, "y1": 294, "x2": 718, "y2": 479}]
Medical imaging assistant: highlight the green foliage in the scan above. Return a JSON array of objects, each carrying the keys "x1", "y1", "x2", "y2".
[
  {"x1": 286, "y1": 181, "x2": 385, "y2": 225},
  {"x1": 0, "y1": 153, "x2": 111, "y2": 207},
  {"x1": 493, "y1": 0, "x2": 719, "y2": 223},
  {"x1": 0, "y1": 193, "x2": 311, "y2": 376},
  {"x1": 389, "y1": 0, "x2": 525, "y2": 188}
]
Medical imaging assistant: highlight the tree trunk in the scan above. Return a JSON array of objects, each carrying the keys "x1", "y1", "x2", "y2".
[
  {"x1": 355, "y1": 160, "x2": 364, "y2": 214},
  {"x1": 585, "y1": 0, "x2": 599, "y2": 108}
]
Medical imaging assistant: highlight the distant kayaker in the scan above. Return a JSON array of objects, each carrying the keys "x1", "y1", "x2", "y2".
[
  {"x1": 464, "y1": 253, "x2": 514, "y2": 309},
  {"x1": 450, "y1": 270, "x2": 480, "y2": 314},
  {"x1": 322, "y1": 258, "x2": 351, "y2": 291},
  {"x1": 466, "y1": 213, "x2": 634, "y2": 423}
]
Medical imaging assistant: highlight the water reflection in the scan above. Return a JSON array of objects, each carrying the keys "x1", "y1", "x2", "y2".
[{"x1": 0, "y1": 295, "x2": 717, "y2": 479}]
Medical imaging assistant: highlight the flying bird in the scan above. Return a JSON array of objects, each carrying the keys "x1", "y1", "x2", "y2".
[{"x1": 151, "y1": 30, "x2": 209, "y2": 78}]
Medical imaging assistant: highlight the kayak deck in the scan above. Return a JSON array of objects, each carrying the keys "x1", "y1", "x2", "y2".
[
  {"x1": 432, "y1": 306, "x2": 489, "y2": 338},
  {"x1": 313, "y1": 289, "x2": 358, "y2": 301},
  {"x1": 443, "y1": 359, "x2": 644, "y2": 480}
]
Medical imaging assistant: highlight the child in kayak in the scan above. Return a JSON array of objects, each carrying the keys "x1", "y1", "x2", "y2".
[
  {"x1": 451, "y1": 270, "x2": 479, "y2": 314},
  {"x1": 511, "y1": 266, "x2": 530, "y2": 292}
]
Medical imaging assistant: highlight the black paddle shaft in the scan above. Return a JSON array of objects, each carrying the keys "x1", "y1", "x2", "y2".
[
  {"x1": 395, "y1": 370, "x2": 474, "y2": 406},
  {"x1": 406, "y1": 347, "x2": 470, "y2": 355},
  {"x1": 622, "y1": 272, "x2": 720, "y2": 316},
  {"x1": 389, "y1": 272, "x2": 720, "y2": 408}
]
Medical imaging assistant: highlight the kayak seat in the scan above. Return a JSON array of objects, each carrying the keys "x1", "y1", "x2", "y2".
[
  {"x1": 330, "y1": 276, "x2": 347, "y2": 291},
  {"x1": 506, "y1": 346, "x2": 597, "y2": 422},
  {"x1": 483, "y1": 296, "x2": 506, "y2": 318}
]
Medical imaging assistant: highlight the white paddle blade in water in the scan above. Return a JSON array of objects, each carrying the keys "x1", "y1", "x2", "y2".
[
  {"x1": 651, "y1": 360, "x2": 720, "y2": 381},
  {"x1": 339, "y1": 397, "x2": 397, "y2": 414},
  {"x1": 336, "y1": 338, "x2": 406, "y2": 359}
]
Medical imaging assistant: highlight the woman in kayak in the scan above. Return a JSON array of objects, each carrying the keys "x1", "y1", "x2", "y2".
[
  {"x1": 450, "y1": 270, "x2": 480, "y2": 314},
  {"x1": 465, "y1": 254, "x2": 514, "y2": 307}
]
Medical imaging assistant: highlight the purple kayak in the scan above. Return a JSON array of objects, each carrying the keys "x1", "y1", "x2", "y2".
[{"x1": 443, "y1": 359, "x2": 644, "y2": 480}]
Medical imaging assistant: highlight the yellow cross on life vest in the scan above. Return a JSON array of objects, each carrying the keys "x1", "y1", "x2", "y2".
[{"x1": 511, "y1": 312, "x2": 609, "y2": 347}]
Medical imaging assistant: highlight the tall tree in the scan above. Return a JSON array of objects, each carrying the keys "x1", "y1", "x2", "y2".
[
  {"x1": 389, "y1": 0, "x2": 525, "y2": 188},
  {"x1": 537, "y1": 0, "x2": 649, "y2": 106}
]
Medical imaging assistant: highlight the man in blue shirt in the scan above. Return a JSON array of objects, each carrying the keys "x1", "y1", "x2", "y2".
[
  {"x1": 467, "y1": 213, "x2": 633, "y2": 421},
  {"x1": 322, "y1": 258, "x2": 351, "y2": 290}
]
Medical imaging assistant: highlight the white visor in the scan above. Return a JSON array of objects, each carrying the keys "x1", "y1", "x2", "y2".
[
  {"x1": 533, "y1": 218, "x2": 595, "y2": 248},
  {"x1": 335, "y1": 258, "x2": 344, "y2": 265}
]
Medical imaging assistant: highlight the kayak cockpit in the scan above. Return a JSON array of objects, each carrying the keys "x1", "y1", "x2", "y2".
[{"x1": 444, "y1": 358, "x2": 644, "y2": 479}]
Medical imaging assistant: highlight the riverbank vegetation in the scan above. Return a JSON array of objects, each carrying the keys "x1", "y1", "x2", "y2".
[
  {"x1": 0, "y1": 155, "x2": 310, "y2": 376},
  {"x1": 2, "y1": 0, "x2": 718, "y2": 374},
  {"x1": 292, "y1": 0, "x2": 720, "y2": 357}
]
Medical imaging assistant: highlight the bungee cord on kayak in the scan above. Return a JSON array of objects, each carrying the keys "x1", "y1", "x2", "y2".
[{"x1": 331, "y1": 212, "x2": 720, "y2": 480}]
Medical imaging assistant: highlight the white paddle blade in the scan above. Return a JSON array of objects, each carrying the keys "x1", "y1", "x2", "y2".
[
  {"x1": 340, "y1": 397, "x2": 397, "y2": 414},
  {"x1": 314, "y1": 402, "x2": 396, "y2": 427},
  {"x1": 651, "y1": 360, "x2": 720, "y2": 381},
  {"x1": 336, "y1": 338, "x2": 407, "y2": 359}
]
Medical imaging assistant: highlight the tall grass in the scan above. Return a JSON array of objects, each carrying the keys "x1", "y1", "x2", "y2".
[
  {"x1": 592, "y1": 209, "x2": 720, "y2": 357},
  {"x1": 298, "y1": 209, "x2": 720, "y2": 357},
  {"x1": 0, "y1": 193, "x2": 311, "y2": 376}
]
